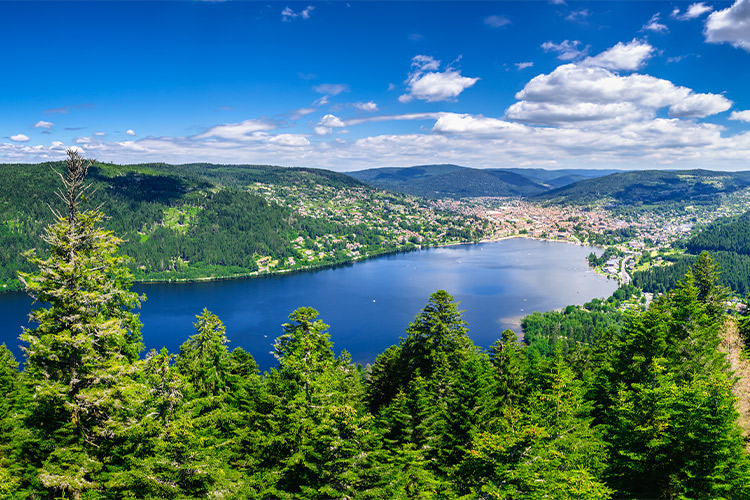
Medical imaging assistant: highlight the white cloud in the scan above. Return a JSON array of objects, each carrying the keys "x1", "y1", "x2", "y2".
[
  {"x1": 313, "y1": 83, "x2": 349, "y2": 95},
  {"x1": 515, "y1": 62, "x2": 534, "y2": 70},
  {"x1": 730, "y1": 110, "x2": 750, "y2": 121},
  {"x1": 353, "y1": 101, "x2": 378, "y2": 112},
  {"x1": 432, "y1": 113, "x2": 525, "y2": 134},
  {"x1": 484, "y1": 15, "x2": 511, "y2": 28},
  {"x1": 93, "y1": 132, "x2": 106, "y2": 136},
  {"x1": 314, "y1": 126, "x2": 332, "y2": 136},
  {"x1": 291, "y1": 107, "x2": 316, "y2": 119},
  {"x1": 345, "y1": 112, "x2": 443, "y2": 126},
  {"x1": 506, "y1": 60, "x2": 729, "y2": 125},
  {"x1": 268, "y1": 134, "x2": 310, "y2": 147},
  {"x1": 319, "y1": 114, "x2": 345, "y2": 128},
  {"x1": 75, "y1": 136, "x2": 90, "y2": 144},
  {"x1": 582, "y1": 39, "x2": 655, "y2": 71},
  {"x1": 300, "y1": 5, "x2": 314, "y2": 19},
  {"x1": 642, "y1": 13, "x2": 668, "y2": 33},
  {"x1": 399, "y1": 55, "x2": 479, "y2": 103},
  {"x1": 10, "y1": 134, "x2": 30, "y2": 142},
  {"x1": 3, "y1": 116, "x2": 750, "y2": 171},
  {"x1": 194, "y1": 119, "x2": 276, "y2": 140},
  {"x1": 126, "y1": 129, "x2": 136, "y2": 136},
  {"x1": 33, "y1": 120, "x2": 54, "y2": 129},
  {"x1": 673, "y1": 2, "x2": 714, "y2": 20},
  {"x1": 668, "y1": 93, "x2": 732, "y2": 118},
  {"x1": 313, "y1": 95, "x2": 330, "y2": 106},
  {"x1": 565, "y1": 9, "x2": 590, "y2": 22},
  {"x1": 282, "y1": 5, "x2": 313, "y2": 22},
  {"x1": 705, "y1": 0, "x2": 750, "y2": 51},
  {"x1": 541, "y1": 40, "x2": 588, "y2": 61}
]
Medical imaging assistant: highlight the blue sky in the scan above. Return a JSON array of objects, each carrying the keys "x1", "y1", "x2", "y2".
[{"x1": 1, "y1": 0, "x2": 750, "y2": 171}]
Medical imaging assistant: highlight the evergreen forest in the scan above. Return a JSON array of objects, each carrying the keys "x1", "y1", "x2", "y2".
[
  {"x1": 2, "y1": 151, "x2": 750, "y2": 499},
  {"x1": 633, "y1": 211, "x2": 750, "y2": 295},
  {"x1": 0, "y1": 161, "x2": 483, "y2": 291}
]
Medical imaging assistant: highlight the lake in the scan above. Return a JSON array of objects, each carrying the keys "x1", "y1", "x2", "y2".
[{"x1": 0, "y1": 238, "x2": 617, "y2": 370}]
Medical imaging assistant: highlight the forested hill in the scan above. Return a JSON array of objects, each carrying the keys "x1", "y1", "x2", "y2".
[
  {"x1": 632, "y1": 211, "x2": 750, "y2": 295},
  {"x1": 532, "y1": 169, "x2": 750, "y2": 206},
  {"x1": 347, "y1": 164, "x2": 616, "y2": 198},
  {"x1": 686, "y1": 211, "x2": 750, "y2": 256},
  {"x1": 0, "y1": 161, "x2": 484, "y2": 291}
]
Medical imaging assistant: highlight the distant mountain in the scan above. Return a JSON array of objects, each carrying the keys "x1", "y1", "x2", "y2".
[
  {"x1": 532, "y1": 169, "x2": 750, "y2": 206},
  {"x1": 498, "y1": 168, "x2": 621, "y2": 184},
  {"x1": 346, "y1": 164, "x2": 618, "y2": 198},
  {"x1": 347, "y1": 164, "x2": 547, "y2": 198}
]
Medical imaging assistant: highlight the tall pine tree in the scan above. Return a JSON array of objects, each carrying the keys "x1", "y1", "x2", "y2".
[{"x1": 17, "y1": 150, "x2": 144, "y2": 499}]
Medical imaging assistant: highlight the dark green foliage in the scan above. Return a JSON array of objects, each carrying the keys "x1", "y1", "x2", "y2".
[
  {"x1": 632, "y1": 250, "x2": 750, "y2": 295},
  {"x1": 522, "y1": 302, "x2": 624, "y2": 356},
  {"x1": 0, "y1": 161, "x2": 375, "y2": 291},
  {"x1": 534, "y1": 169, "x2": 750, "y2": 206},
  {"x1": 595, "y1": 255, "x2": 750, "y2": 498},
  {"x1": 686, "y1": 211, "x2": 750, "y2": 256}
]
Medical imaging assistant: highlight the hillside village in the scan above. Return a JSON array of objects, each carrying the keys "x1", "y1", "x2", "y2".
[{"x1": 248, "y1": 180, "x2": 750, "y2": 288}]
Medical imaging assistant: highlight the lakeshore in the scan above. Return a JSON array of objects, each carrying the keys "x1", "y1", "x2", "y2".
[{"x1": 0, "y1": 238, "x2": 617, "y2": 370}]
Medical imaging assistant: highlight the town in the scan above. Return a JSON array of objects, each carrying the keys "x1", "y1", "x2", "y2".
[{"x1": 247, "y1": 179, "x2": 750, "y2": 294}]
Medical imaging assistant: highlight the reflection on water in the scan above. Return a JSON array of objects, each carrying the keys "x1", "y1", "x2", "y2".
[{"x1": 0, "y1": 238, "x2": 617, "y2": 370}]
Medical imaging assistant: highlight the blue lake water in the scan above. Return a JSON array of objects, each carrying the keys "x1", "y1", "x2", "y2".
[{"x1": 0, "y1": 238, "x2": 617, "y2": 370}]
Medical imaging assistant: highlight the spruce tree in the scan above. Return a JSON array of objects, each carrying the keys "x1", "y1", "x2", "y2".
[
  {"x1": 17, "y1": 150, "x2": 144, "y2": 498},
  {"x1": 251, "y1": 307, "x2": 374, "y2": 498},
  {"x1": 598, "y1": 255, "x2": 750, "y2": 498}
]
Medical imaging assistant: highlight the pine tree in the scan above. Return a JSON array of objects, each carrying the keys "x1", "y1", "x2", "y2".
[
  {"x1": 17, "y1": 150, "x2": 144, "y2": 498},
  {"x1": 249, "y1": 307, "x2": 374, "y2": 498},
  {"x1": 598, "y1": 255, "x2": 750, "y2": 498},
  {"x1": 460, "y1": 352, "x2": 611, "y2": 499}
]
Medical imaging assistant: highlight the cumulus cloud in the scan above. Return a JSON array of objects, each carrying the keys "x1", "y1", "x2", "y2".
[
  {"x1": 432, "y1": 113, "x2": 525, "y2": 134},
  {"x1": 194, "y1": 119, "x2": 276, "y2": 140},
  {"x1": 314, "y1": 126, "x2": 332, "y2": 136},
  {"x1": 319, "y1": 114, "x2": 345, "y2": 128},
  {"x1": 399, "y1": 55, "x2": 479, "y2": 103},
  {"x1": 673, "y1": 2, "x2": 714, "y2": 20},
  {"x1": 282, "y1": 5, "x2": 314, "y2": 22},
  {"x1": 126, "y1": 129, "x2": 136, "y2": 136},
  {"x1": 484, "y1": 15, "x2": 511, "y2": 28},
  {"x1": 268, "y1": 134, "x2": 310, "y2": 147},
  {"x1": 353, "y1": 101, "x2": 378, "y2": 112},
  {"x1": 33, "y1": 120, "x2": 54, "y2": 129},
  {"x1": 314, "y1": 83, "x2": 349, "y2": 95},
  {"x1": 541, "y1": 40, "x2": 589, "y2": 61},
  {"x1": 642, "y1": 13, "x2": 668, "y2": 33},
  {"x1": 668, "y1": 93, "x2": 732, "y2": 118},
  {"x1": 506, "y1": 56, "x2": 730, "y2": 125},
  {"x1": 10, "y1": 134, "x2": 30, "y2": 142},
  {"x1": 730, "y1": 110, "x2": 750, "y2": 121},
  {"x1": 582, "y1": 39, "x2": 655, "y2": 71},
  {"x1": 516, "y1": 62, "x2": 534, "y2": 70},
  {"x1": 705, "y1": 0, "x2": 750, "y2": 51}
]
